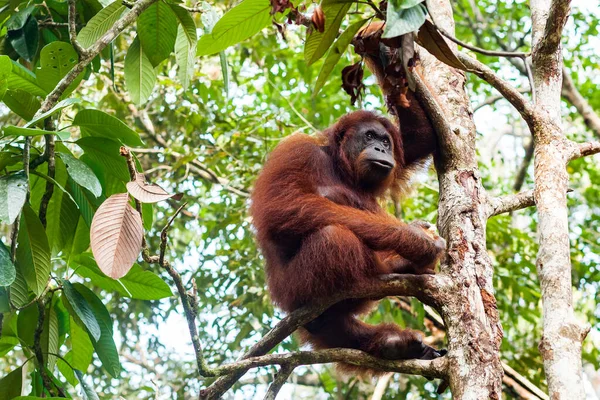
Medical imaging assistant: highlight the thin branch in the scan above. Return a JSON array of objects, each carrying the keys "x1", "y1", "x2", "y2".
[
  {"x1": 457, "y1": 52, "x2": 536, "y2": 126},
  {"x1": 474, "y1": 87, "x2": 531, "y2": 111},
  {"x1": 120, "y1": 147, "x2": 147, "y2": 249},
  {"x1": 503, "y1": 362, "x2": 549, "y2": 400},
  {"x1": 263, "y1": 364, "x2": 294, "y2": 400},
  {"x1": 513, "y1": 139, "x2": 534, "y2": 192},
  {"x1": 569, "y1": 141, "x2": 600, "y2": 162},
  {"x1": 561, "y1": 67, "x2": 600, "y2": 138},
  {"x1": 36, "y1": 0, "x2": 160, "y2": 115},
  {"x1": 38, "y1": 120, "x2": 56, "y2": 228},
  {"x1": 488, "y1": 190, "x2": 535, "y2": 218},
  {"x1": 371, "y1": 372, "x2": 394, "y2": 400},
  {"x1": 68, "y1": 0, "x2": 88, "y2": 57},
  {"x1": 429, "y1": 19, "x2": 529, "y2": 58}
]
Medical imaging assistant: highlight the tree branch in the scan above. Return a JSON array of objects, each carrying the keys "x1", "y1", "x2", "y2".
[
  {"x1": 68, "y1": 0, "x2": 89, "y2": 57},
  {"x1": 569, "y1": 140, "x2": 600, "y2": 162},
  {"x1": 474, "y1": 87, "x2": 531, "y2": 112},
  {"x1": 534, "y1": 0, "x2": 572, "y2": 58},
  {"x1": 561, "y1": 67, "x2": 600, "y2": 138},
  {"x1": 513, "y1": 139, "x2": 534, "y2": 192},
  {"x1": 456, "y1": 52, "x2": 536, "y2": 126},
  {"x1": 487, "y1": 190, "x2": 535, "y2": 217},
  {"x1": 213, "y1": 349, "x2": 448, "y2": 380},
  {"x1": 199, "y1": 274, "x2": 448, "y2": 399},
  {"x1": 263, "y1": 364, "x2": 294, "y2": 400}
]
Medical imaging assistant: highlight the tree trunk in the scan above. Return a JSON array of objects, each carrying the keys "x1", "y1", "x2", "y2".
[
  {"x1": 530, "y1": 0, "x2": 589, "y2": 398},
  {"x1": 419, "y1": 1, "x2": 504, "y2": 398}
]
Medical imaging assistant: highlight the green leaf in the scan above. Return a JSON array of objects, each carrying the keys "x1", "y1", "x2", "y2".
[
  {"x1": 73, "y1": 109, "x2": 144, "y2": 146},
  {"x1": 9, "y1": 267, "x2": 29, "y2": 307},
  {"x1": 382, "y1": 2, "x2": 427, "y2": 38},
  {"x1": 24, "y1": 98, "x2": 81, "y2": 128},
  {"x1": 73, "y1": 254, "x2": 172, "y2": 300},
  {"x1": 196, "y1": 0, "x2": 271, "y2": 56},
  {"x1": 6, "y1": 7, "x2": 35, "y2": 31},
  {"x1": 59, "y1": 152, "x2": 102, "y2": 198},
  {"x1": 44, "y1": 300, "x2": 59, "y2": 369},
  {"x1": 16, "y1": 205, "x2": 51, "y2": 295},
  {"x1": 73, "y1": 283, "x2": 121, "y2": 378},
  {"x1": 7, "y1": 13, "x2": 38, "y2": 62},
  {"x1": 0, "y1": 171, "x2": 27, "y2": 225},
  {"x1": 313, "y1": 19, "x2": 367, "y2": 96},
  {"x1": 69, "y1": 316, "x2": 94, "y2": 371},
  {"x1": 124, "y1": 37, "x2": 157, "y2": 105},
  {"x1": 76, "y1": 137, "x2": 131, "y2": 184},
  {"x1": 0, "y1": 55, "x2": 11, "y2": 101},
  {"x1": 304, "y1": 0, "x2": 352, "y2": 66},
  {"x1": 36, "y1": 42, "x2": 83, "y2": 95},
  {"x1": 0, "y1": 240, "x2": 15, "y2": 286},
  {"x1": 170, "y1": 4, "x2": 197, "y2": 89},
  {"x1": 392, "y1": 0, "x2": 425, "y2": 9},
  {"x1": 220, "y1": 52, "x2": 228, "y2": 97},
  {"x1": 137, "y1": 1, "x2": 178, "y2": 67},
  {"x1": 68, "y1": 179, "x2": 98, "y2": 227},
  {"x1": 16, "y1": 303, "x2": 37, "y2": 346},
  {"x1": 62, "y1": 280, "x2": 102, "y2": 341},
  {"x1": 0, "y1": 366, "x2": 22, "y2": 400},
  {"x1": 75, "y1": 370, "x2": 100, "y2": 400},
  {"x1": 57, "y1": 352, "x2": 78, "y2": 386},
  {"x1": 2, "y1": 126, "x2": 53, "y2": 137},
  {"x1": 2, "y1": 89, "x2": 41, "y2": 121},
  {"x1": 6, "y1": 60, "x2": 47, "y2": 97},
  {"x1": 77, "y1": 1, "x2": 127, "y2": 48}
]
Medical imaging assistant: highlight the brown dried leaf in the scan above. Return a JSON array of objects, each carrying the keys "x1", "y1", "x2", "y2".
[
  {"x1": 126, "y1": 173, "x2": 183, "y2": 203},
  {"x1": 312, "y1": 6, "x2": 325, "y2": 33},
  {"x1": 417, "y1": 20, "x2": 467, "y2": 71},
  {"x1": 90, "y1": 193, "x2": 143, "y2": 279}
]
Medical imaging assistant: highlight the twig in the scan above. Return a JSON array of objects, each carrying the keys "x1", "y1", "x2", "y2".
[
  {"x1": 474, "y1": 87, "x2": 531, "y2": 111},
  {"x1": 263, "y1": 364, "x2": 295, "y2": 400},
  {"x1": 159, "y1": 202, "x2": 187, "y2": 266},
  {"x1": 371, "y1": 372, "x2": 394, "y2": 400},
  {"x1": 502, "y1": 362, "x2": 549, "y2": 400},
  {"x1": 68, "y1": 0, "x2": 89, "y2": 57},
  {"x1": 429, "y1": 19, "x2": 530, "y2": 58},
  {"x1": 120, "y1": 147, "x2": 147, "y2": 248}
]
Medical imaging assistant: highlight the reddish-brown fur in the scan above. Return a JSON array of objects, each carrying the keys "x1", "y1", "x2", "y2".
[{"x1": 250, "y1": 109, "x2": 444, "y2": 369}]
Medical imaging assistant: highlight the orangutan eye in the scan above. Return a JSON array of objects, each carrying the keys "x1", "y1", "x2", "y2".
[
  {"x1": 365, "y1": 131, "x2": 374, "y2": 140},
  {"x1": 382, "y1": 138, "x2": 390, "y2": 148}
]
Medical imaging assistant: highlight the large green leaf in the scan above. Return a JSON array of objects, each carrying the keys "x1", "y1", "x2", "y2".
[
  {"x1": 137, "y1": 1, "x2": 178, "y2": 67},
  {"x1": 25, "y1": 98, "x2": 81, "y2": 128},
  {"x1": 0, "y1": 240, "x2": 15, "y2": 286},
  {"x1": 77, "y1": 1, "x2": 127, "y2": 48},
  {"x1": 69, "y1": 316, "x2": 94, "y2": 371},
  {"x1": 0, "y1": 170, "x2": 27, "y2": 225},
  {"x1": 304, "y1": 0, "x2": 352, "y2": 66},
  {"x1": 36, "y1": 42, "x2": 83, "y2": 95},
  {"x1": 73, "y1": 254, "x2": 172, "y2": 300},
  {"x1": 196, "y1": 0, "x2": 271, "y2": 56},
  {"x1": 73, "y1": 283, "x2": 121, "y2": 378},
  {"x1": 0, "y1": 55, "x2": 10, "y2": 101},
  {"x1": 75, "y1": 370, "x2": 100, "y2": 400},
  {"x1": 170, "y1": 4, "x2": 197, "y2": 89},
  {"x1": 382, "y1": 2, "x2": 427, "y2": 38},
  {"x1": 62, "y1": 280, "x2": 102, "y2": 341},
  {"x1": 9, "y1": 267, "x2": 29, "y2": 307},
  {"x1": 124, "y1": 37, "x2": 157, "y2": 105},
  {"x1": 59, "y1": 152, "x2": 102, "y2": 198},
  {"x1": 68, "y1": 178, "x2": 98, "y2": 227},
  {"x1": 6, "y1": 8, "x2": 38, "y2": 62},
  {"x1": 2, "y1": 126, "x2": 56, "y2": 137},
  {"x1": 76, "y1": 137, "x2": 131, "y2": 184},
  {"x1": 2, "y1": 89, "x2": 41, "y2": 120},
  {"x1": 16, "y1": 205, "x2": 51, "y2": 295},
  {"x1": 313, "y1": 19, "x2": 367, "y2": 96},
  {"x1": 6, "y1": 60, "x2": 47, "y2": 97},
  {"x1": 16, "y1": 303, "x2": 38, "y2": 346},
  {"x1": 43, "y1": 300, "x2": 59, "y2": 369},
  {"x1": 73, "y1": 109, "x2": 144, "y2": 146},
  {"x1": 0, "y1": 366, "x2": 22, "y2": 400}
]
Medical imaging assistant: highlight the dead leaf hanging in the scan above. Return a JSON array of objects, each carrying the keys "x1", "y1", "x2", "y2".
[
  {"x1": 90, "y1": 193, "x2": 143, "y2": 279},
  {"x1": 417, "y1": 20, "x2": 467, "y2": 71},
  {"x1": 126, "y1": 172, "x2": 183, "y2": 203}
]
